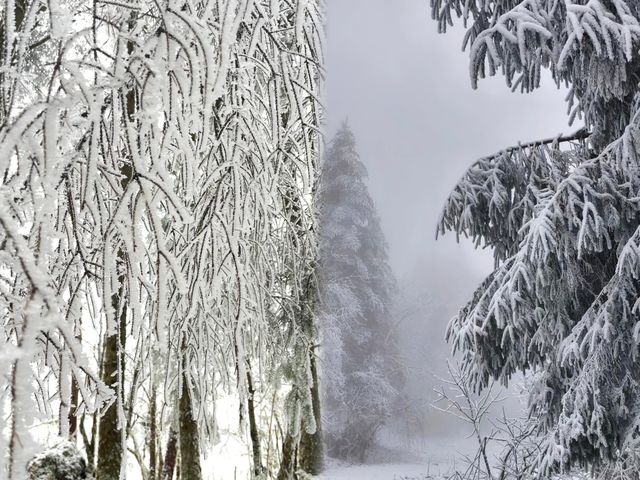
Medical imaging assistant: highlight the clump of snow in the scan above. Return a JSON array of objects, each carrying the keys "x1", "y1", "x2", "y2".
[{"x1": 26, "y1": 441, "x2": 91, "y2": 480}]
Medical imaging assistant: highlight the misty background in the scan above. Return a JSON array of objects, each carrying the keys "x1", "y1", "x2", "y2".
[{"x1": 324, "y1": 0, "x2": 575, "y2": 455}]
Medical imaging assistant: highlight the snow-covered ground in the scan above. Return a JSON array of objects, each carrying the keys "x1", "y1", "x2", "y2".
[
  {"x1": 318, "y1": 463, "x2": 435, "y2": 479},
  {"x1": 315, "y1": 432, "x2": 474, "y2": 480}
]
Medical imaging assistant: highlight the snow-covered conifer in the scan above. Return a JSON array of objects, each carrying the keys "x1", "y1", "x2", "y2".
[
  {"x1": 318, "y1": 123, "x2": 402, "y2": 463},
  {"x1": 434, "y1": 0, "x2": 640, "y2": 474}
]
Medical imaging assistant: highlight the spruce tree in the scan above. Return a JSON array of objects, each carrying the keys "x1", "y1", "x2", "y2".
[
  {"x1": 318, "y1": 123, "x2": 402, "y2": 463},
  {"x1": 433, "y1": 0, "x2": 640, "y2": 475}
]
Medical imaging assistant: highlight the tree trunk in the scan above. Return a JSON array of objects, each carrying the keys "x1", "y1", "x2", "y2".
[
  {"x1": 178, "y1": 361, "x2": 202, "y2": 480},
  {"x1": 276, "y1": 432, "x2": 297, "y2": 480},
  {"x1": 69, "y1": 364, "x2": 79, "y2": 439},
  {"x1": 96, "y1": 25, "x2": 136, "y2": 478},
  {"x1": 149, "y1": 383, "x2": 158, "y2": 480},
  {"x1": 95, "y1": 285, "x2": 127, "y2": 480},
  {"x1": 160, "y1": 427, "x2": 178, "y2": 480},
  {"x1": 298, "y1": 350, "x2": 323, "y2": 474},
  {"x1": 246, "y1": 368, "x2": 264, "y2": 477},
  {"x1": 69, "y1": 324, "x2": 81, "y2": 440}
]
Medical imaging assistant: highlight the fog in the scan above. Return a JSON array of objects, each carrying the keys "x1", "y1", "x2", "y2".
[{"x1": 325, "y1": 0, "x2": 575, "y2": 461}]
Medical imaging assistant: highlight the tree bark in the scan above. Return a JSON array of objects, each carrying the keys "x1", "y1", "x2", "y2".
[
  {"x1": 149, "y1": 382, "x2": 158, "y2": 480},
  {"x1": 178, "y1": 359, "x2": 202, "y2": 480},
  {"x1": 69, "y1": 363, "x2": 79, "y2": 439},
  {"x1": 160, "y1": 427, "x2": 178, "y2": 480},
  {"x1": 68, "y1": 322, "x2": 82, "y2": 440},
  {"x1": 95, "y1": 285, "x2": 127, "y2": 480},
  {"x1": 276, "y1": 432, "x2": 297, "y2": 480},
  {"x1": 246, "y1": 368, "x2": 265, "y2": 477},
  {"x1": 298, "y1": 350, "x2": 323, "y2": 474}
]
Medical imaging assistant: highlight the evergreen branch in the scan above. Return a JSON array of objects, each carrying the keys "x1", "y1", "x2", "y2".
[{"x1": 477, "y1": 127, "x2": 591, "y2": 164}]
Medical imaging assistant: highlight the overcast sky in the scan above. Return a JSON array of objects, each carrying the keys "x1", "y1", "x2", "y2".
[{"x1": 325, "y1": 0, "x2": 575, "y2": 281}]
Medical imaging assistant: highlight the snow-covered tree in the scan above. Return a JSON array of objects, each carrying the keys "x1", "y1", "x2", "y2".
[
  {"x1": 0, "y1": 0, "x2": 323, "y2": 478},
  {"x1": 433, "y1": 0, "x2": 640, "y2": 475},
  {"x1": 318, "y1": 123, "x2": 402, "y2": 463}
]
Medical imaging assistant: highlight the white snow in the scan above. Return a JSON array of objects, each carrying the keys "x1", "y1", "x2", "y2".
[{"x1": 317, "y1": 463, "x2": 435, "y2": 480}]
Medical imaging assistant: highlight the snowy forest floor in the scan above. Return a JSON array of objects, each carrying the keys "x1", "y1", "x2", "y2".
[
  {"x1": 319, "y1": 463, "x2": 436, "y2": 479},
  {"x1": 316, "y1": 435, "x2": 477, "y2": 479},
  {"x1": 315, "y1": 436, "x2": 590, "y2": 480}
]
